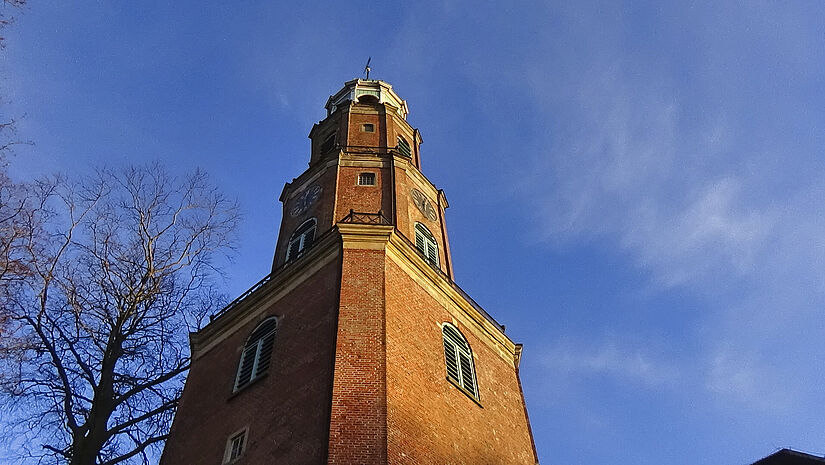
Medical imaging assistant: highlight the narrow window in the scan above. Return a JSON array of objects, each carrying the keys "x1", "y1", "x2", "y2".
[
  {"x1": 397, "y1": 136, "x2": 411, "y2": 157},
  {"x1": 442, "y1": 324, "x2": 478, "y2": 399},
  {"x1": 414, "y1": 223, "x2": 439, "y2": 266},
  {"x1": 286, "y1": 218, "x2": 317, "y2": 261},
  {"x1": 320, "y1": 133, "x2": 336, "y2": 153},
  {"x1": 224, "y1": 429, "x2": 247, "y2": 463},
  {"x1": 362, "y1": 123, "x2": 375, "y2": 132},
  {"x1": 358, "y1": 172, "x2": 376, "y2": 186},
  {"x1": 235, "y1": 317, "x2": 278, "y2": 391}
]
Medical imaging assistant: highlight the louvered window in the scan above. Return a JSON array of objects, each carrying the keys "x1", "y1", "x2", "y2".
[
  {"x1": 234, "y1": 318, "x2": 278, "y2": 391},
  {"x1": 442, "y1": 324, "x2": 478, "y2": 399},
  {"x1": 397, "y1": 136, "x2": 411, "y2": 157},
  {"x1": 320, "y1": 133, "x2": 336, "y2": 153},
  {"x1": 286, "y1": 218, "x2": 317, "y2": 261},
  {"x1": 414, "y1": 223, "x2": 439, "y2": 266}
]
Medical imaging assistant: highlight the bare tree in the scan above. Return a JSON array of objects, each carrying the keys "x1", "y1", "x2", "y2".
[
  {"x1": 1, "y1": 0, "x2": 34, "y2": 158},
  {"x1": 0, "y1": 0, "x2": 29, "y2": 336},
  {"x1": 0, "y1": 0, "x2": 27, "y2": 50},
  {"x1": 0, "y1": 164, "x2": 31, "y2": 340},
  {"x1": 0, "y1": 164, "x2": 239, "y2": 465},
  {"x1": 0, "y1": 0, "x2": 31, "y2": 153}
]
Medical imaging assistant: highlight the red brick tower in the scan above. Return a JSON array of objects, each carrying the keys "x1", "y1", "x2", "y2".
[{"x1": 160, "y1": 79, "x2": 538, "y2": 465}]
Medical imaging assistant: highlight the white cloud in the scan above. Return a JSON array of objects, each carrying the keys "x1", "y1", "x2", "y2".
[
  {"x1": 541, "y1": 339, "x2": 680, "y2": 388},
  {"x1": 516, "y1": 2, "x2": 825, "y2": 420},
  {"x1": 705, "y1": 348, "x2": 796, "y2": 414},
  {"x1": 623, "y1": 177, "x2": 771, "y2": 287},
  {"x1": 524, "y1": 59, "x2": 775, "y2": 289}
]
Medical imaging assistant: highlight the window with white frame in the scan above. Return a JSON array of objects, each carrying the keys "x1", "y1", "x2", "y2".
[
  {"x1": 224, "y1": 428, "x2": 247, "y2": 463},
  {"x1": 442, "y1": 323, "x2": 478, "y2": 399},
  {"x1": 234, "y1": 317, "x2": 278, "y2": 391},
  {"x1": 414, "y1": 223, "x2": 438, "y2": 266},
  {"x1": 286, "y1": 218, "x2": 317, "y2": 261},
  {"x1": 358, "y1": 172, "x2": 376, "y2": 186}
]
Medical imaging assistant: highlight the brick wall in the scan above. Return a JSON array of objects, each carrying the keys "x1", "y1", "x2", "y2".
[
  {"x1": 334, "y1": 164, "x2": 393, "y2": 220},
  {"x1": 393, "y1": 167, "x2": 451, "y2": 276},
  {"x1": 160, "y1": 257, "x2": 341, "y2": 465},
  {"x1": 164, "y1": 83, "x2": 536, "y2": 464},
  {"x1": 274, "y1": 167, "x2": 339, "y2": 268},
  {"x1": 327, "y1": 248, "x2": 388, "y2": 464},
  {"x1": 384, "y1": 258, "x2": 538, "y2": 465},
  {"x1": 163, "y1": 238, "x2": 537, "y2": 465},
  {"x1": 346, "y1": 108, "x2": 386, "y2": 148}
]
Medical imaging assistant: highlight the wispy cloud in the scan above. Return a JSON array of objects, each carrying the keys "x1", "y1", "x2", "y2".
[
  {"x1": 525, "y1": 58, "x2": 774, "y2": 289},
  {"x1": 540, "y1": 339, "x2": 680, "y2": 388},
  {"x1": 516, "y1": 2, "x2": 825, "y2": 421},
  {"x1": 705, "y1": 348, "x2": 796, "y2": 414}
]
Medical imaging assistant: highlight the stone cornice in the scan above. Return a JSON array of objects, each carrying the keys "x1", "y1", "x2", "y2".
[
  {"x1": 336, "y1": 223, "x2": 516, "y2": 365},
  {"x1": 382, "y1": 229, "x2": 517, "y2": 367},
  {"x1": 190, "y1": 228, "x2": 341, "y2": 359},
  {"x1": 279, "y1": 156, "x2": 339, "y2": 202},
  {"x1": 192, "y1": 223, "x2": 518, "y2": 367},
  {"x1": 392, "y1": 154, "x2": 448, "y2": 208}
]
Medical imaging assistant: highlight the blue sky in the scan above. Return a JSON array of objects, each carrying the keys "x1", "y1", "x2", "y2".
[{"x1": 4, "y1": 1, "x2": 825, "y2": 464}]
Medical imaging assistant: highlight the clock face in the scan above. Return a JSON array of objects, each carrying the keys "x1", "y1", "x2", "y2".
[
  {"x1": 289, "y1": 184, "x2": 322, "y2": 217},
  {"x1": 410, "y1": 188, "x2": 438, "y2": 221}
]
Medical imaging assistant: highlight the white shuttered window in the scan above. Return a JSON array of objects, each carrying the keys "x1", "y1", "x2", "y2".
[
  {"x1": 442, "y1": 323, "x2": 478, "y2": 399},
  {"x1": 397, "y1": 136, "x2": 412, "y2": 158},
  {"x1": 414, "y1": 223, "x2": 439, "y2": 266},
  {"x1": 235, "y1": 317, "x2": 278, "y2": 391},
  {"x1": 286, "y1": 218, "x2": 317, "y2": 261}
]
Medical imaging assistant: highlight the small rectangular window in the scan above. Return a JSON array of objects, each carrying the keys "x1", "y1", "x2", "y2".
[
  {"x1": 224, "y1": 430, "x2": 247, "y2": 463},
  {"x1": 358, "y1": 172, "x2": 376, "y2": 186},
  {"x1": 362, "y1": 123, "x2": 375, "y2": 132}
]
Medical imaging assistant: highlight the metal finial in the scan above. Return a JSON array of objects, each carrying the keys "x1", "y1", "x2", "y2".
[{"x1": 364, "y1": 57, "x2": 371, "y2": 80}]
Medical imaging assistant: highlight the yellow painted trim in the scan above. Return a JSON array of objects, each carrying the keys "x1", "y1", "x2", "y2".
[
  {"x1": 384, "y1": 231, "x2": 517, "y2": 366},
  {"x1": 192, "y1": 235, "x2": 341, "y2": 359},
  {"x1": 284, "y1": 158, "x2": 338, "y2": 201},
  {"x1": 194, "y1": 224, "x2": 519, "y2": 368},
  {"x1": 339, "y1": 156, "x2": 392, "y2": 169},
  {"x1": 338, "y1": 223, "x2": 394, "y2": 250}
]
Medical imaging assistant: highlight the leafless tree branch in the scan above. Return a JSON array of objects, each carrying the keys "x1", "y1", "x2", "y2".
[{"x1": 0, "y1": 163, "x2": 239, "y2": 465}]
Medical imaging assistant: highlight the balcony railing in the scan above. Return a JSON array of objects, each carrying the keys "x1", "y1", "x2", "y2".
[
  {"x1": 339, "y1": 210, "x2": 392, "y2": 225},
  {"x1": 321, "y1": 144, "x2": 411, "y2": 158},
  {"x1": 209, "y1": 216, "x2": 505, "y2": 335},
  {"x1": 208, "y1": 227, "x2": 335, "y2": 322}
]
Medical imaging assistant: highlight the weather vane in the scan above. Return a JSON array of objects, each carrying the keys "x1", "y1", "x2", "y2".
[{"x1": 364, "y1": 57, "x2": 371, "y2": 80}]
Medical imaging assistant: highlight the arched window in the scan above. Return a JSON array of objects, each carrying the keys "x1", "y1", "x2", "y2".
[
  {"x1": 442, "y1": 323, "x2": 478, "y2": 399},
  {"x1": 235, "y1": 317, "x2": 278, "y2": 391},
  {"x1": 414, "y1": 223, "x2": 439, "y2": 266},
  {"x1": 397, "y1": 136, "x2": 411, "y2": 158},
  {"x1": 357, "y1": 94, "x2": 379, "y2": 105},
  {"x1": 286, "y1": 218, "x2": 316, "y2": 261}
]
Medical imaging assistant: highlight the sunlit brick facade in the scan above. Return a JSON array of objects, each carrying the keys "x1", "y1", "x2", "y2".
[{"x1": 160, "y1": 79, "x2": 538, "y2": 464}]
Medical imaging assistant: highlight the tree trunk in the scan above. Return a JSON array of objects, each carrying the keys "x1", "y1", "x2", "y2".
[{"x1": 69, "y1": 337, "x2": 121, "y2": 465}]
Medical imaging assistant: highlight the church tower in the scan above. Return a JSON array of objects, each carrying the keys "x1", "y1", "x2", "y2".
[{"x1": 160, "y1": 79, "x2": 539, "y2": 465}]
